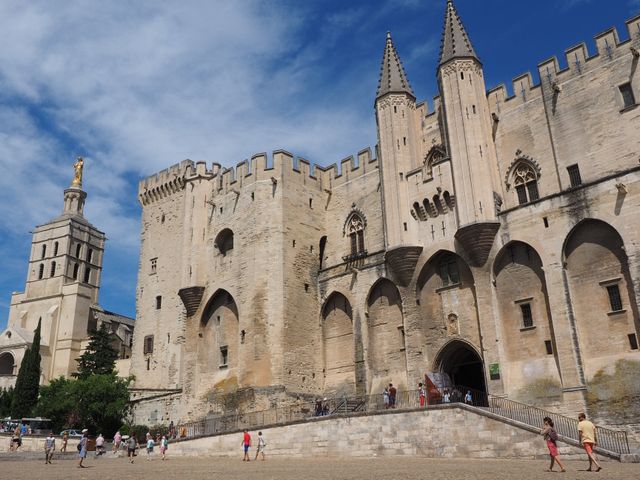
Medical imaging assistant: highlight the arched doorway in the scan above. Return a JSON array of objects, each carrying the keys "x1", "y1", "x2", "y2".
[
  {"x1": 321, "y1": 292, "x2": 356, "y2": 395},
  {"x1": 434, "y1": 340, "x2": 486, "y2": 393}
]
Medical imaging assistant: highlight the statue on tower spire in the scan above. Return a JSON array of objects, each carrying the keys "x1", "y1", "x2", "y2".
[{"x1": 71, "y1": 156, "x2": 84, "y2": 188}]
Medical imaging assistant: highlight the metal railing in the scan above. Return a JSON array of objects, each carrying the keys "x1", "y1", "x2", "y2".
[{"x1": 175, "y1": 385, "x2": 630, "y2": 455}]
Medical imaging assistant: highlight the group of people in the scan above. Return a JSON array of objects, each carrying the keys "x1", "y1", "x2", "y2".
[
  {"x1": 241, "y1": 430, "x2": 266, "y2": 461},
  {"x1": 540, "y1": 412, "x2": 603, "y2": 473},
  {"x1": 382, "y1": 383, "x2": 398, "y2": 408}
]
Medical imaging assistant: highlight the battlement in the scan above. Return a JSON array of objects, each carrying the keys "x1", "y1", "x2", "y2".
[
  {"x1": 138, "y1": 148, "x2": 379, "y2": 205},
  {"x1": 487, "y1": 15, "x2": 640, "y2": 107}
]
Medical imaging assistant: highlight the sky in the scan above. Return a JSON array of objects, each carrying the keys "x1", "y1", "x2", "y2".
[{"x1": 0, "y1": 0, "x2": 638, "y2": 330}]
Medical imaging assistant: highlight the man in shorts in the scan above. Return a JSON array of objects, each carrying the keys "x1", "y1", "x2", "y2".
[
  {"x1": 255, "y1": 431, "x2": 266, "y2": 461},
  {"x1": 44, "y1": 431, "x2": 55, "y2": 464},
  {"x1": 241, "y1": 430, "x2": 251, "y2": 461},
  {"x1": 578, "y1": 412, "x2": 602, "y2": 472}
]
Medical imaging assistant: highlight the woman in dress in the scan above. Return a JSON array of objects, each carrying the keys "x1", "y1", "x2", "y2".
[
  {"x1": 540, "y1": 417, "x2": 566, "y2": 472},
  {"x1": 77, "y1": 429, "x2": 88, "y2": 468}
]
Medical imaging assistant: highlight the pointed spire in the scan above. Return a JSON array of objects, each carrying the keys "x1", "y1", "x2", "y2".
[
  {"x1": 376, "y1": 31, "x2": 415, "y2": 100},
  {"x1": 439, "y1": 0, "x2": 479, "y2": 66}
]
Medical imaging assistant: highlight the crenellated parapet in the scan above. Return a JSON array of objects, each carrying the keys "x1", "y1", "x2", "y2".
[
  {"x1": 138, "y1": 159, "x2": 194, "y2": 206},
  {"x1": 487, "y1": 15, "x2": 640, "y2": 110}
]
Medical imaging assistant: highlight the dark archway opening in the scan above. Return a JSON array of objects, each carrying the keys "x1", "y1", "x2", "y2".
[{"x1": 435, "y1": 340, "x2": 486, "y2": 393}]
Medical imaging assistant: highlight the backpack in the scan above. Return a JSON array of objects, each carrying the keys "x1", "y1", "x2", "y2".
[
  {"x1": 77, "y1": 443, "x2": 82, "y2": 451},
  {"x1": 549, "y1": 429, "x2": 559, "y2": 442}
]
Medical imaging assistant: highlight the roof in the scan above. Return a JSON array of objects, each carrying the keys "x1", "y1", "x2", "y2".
[
  {"x1": 91, "y1": 306, "x2": 135, "y2": 327},
  {"x1": 376, "y1": 32, "x2": 415, "y2": 100},
  {"x1": 439, "y1": 0, "x2": 479, "y2": 66}
]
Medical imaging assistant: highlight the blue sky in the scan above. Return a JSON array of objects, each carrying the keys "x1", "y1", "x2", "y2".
[{"x1": 0, "y1": 0, "x2": 638, "y2": 330}]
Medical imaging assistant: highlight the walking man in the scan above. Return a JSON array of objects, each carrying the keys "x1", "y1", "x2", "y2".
[
  {"x1": 255, "y1": 431, "x2": 266, "y2": 461},
  {"x1": 578, "y1": 412, "x2": 602, "y2": 472},
  {"x1": 241, "y1": 429, "x2": 251, "y2": 461},
  {"x1": 44, "y1": 431, "x2": 55, "y2": 464}
]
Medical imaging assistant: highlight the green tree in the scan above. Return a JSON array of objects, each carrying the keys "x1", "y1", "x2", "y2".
[
  {"x1": 34, "y1": 377, "x2": 76, "y2": 433},
  {"x1": 10, "y1": 319, "x2": 42, "y2": 417},
  {"x1": 74, "y1": 323, "x2": 119, "y2": 379},
  {"x1": 0, "y1": 387, "x2": 14, "y2": 417}
]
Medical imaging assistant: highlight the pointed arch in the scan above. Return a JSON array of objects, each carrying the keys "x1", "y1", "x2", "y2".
[
  {"x1": 214, "y1": 228, "x2": 234, "y2": 256},
  {"x1": 505, "y1": 153, "x2": 541, "y2": 205},
  {"x1": 321, "y1": 291, "x2": 355, "y2": 394},
  {"x1": 200, "y1": 289, "x2": 239, "y2": 373},
  {"x1": 433, "y1": 339, "x2": 486, "y2": 393},
  {"x1": 0, "y1": 352, "x2": 15, "y2": 375}
]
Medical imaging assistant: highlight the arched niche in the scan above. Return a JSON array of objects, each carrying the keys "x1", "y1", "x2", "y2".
[
  {"x1": 493, "y1": 241, "x2": 558, "y2": 389},
  {"x1": 563, "y1": 219, "x2": 639, "y2": 373},
  {"x1": 214, "y1": 228, "x2": 234, "y2": 256},
  {"x1": 366, "y1": 279, "x2": 406, "y2": 392},
  {"x1": 0, "y1": 352, "x2": 15, "y2": 375},
  {"x1": 433, "y1": 339, "x2": 486, "y2": 393},
  {"x1": 416, "y1": 251, "x2": 479, "y2": 345},
  {"x1": 321, "y1": 292, "x2": 355, "y2": 395},
  {"x1": 199, "y1": 289, "x2": 239, "y2": 375}
]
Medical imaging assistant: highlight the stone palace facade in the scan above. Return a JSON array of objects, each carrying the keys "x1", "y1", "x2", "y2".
[{"x1": 130, "y1": 1, "x2": 640, "y2": 434}]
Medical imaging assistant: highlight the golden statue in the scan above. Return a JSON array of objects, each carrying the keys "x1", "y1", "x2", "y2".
[{"x1": 71, "y1": 156, "x2": 84, "y2": 187}]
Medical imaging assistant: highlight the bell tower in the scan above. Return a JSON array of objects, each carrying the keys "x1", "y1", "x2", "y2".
[{"x1": 437, "y1": 0, "x2": 502, "y2": 264}]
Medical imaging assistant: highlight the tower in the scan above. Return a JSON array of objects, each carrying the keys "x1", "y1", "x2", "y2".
[
  {"x1": 5, "y1": 158, "x2": 106, "y2": 382},
  {"x1": 438, "y1": 0, "x2": 502, "y2": 264},
  {"x1": 375, "y1": 32, "x2": 420, "y2": 249}
]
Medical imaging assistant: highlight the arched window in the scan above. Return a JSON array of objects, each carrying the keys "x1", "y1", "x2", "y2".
[
  {"x1": 87, "y1": 248, "x2": 93, "y2": 263},
  {"x1": 38, "y1": 264, "x2": 44, "y2": 280},
  {"x1": 53, "y1": 242, "x2": 59, "y2": 256},
  {"x1": 347, "y1": 214, "x2": 365, "y2": 256},
  {"x1": 0, "y1": 352, "x2": 15, "y2": 375},
  {"x1": 41, "y1": 244, "x2": 47, "y2": 259},
  {"x1": 84, "y1": 267, "x2": 91, "y2": 284},
  {"x1": 75, "y1": 243, "x2": 82, "y2": 258},
  {"x1": 50, "y1": 261, "x2": 56, "y2": 277},
  {"x1": 72, "y1": 263, "x2": 79, "y2": 280},
  {"x1": 433, "y1": 195, "x2": 445, "y2": 214},
  {"x1": 215, "y1": 229, "x2": 234, "y2": 256},
  {"x1": 513, "y1": 163, "x2": 540, "y2": 205}
]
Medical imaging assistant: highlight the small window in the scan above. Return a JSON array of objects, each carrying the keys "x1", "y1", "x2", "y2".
[
  {"x1": 216, "y1": 315, "x2": 221, "y2": 325},
  {"x1": 86, "y1": 248, "x2": 93, "y2": 263},
  {"x1": 215, "y1": 229, "x2": 234, "y2": 256},
  {"x1": 628, "y1": 333, "x2": 638, "y2": 350},
  {"x1": 220, "y1": 346, "x2": 228, "y2": 367},
  {"x1": 619, "y1": 83, "x2": 636, "y2": 109},
  {"x1": 72, "y1": 263, "x2": 79, "y2": 280},
  {"x1": 146, "y1": 357, "x2": 150, "y2": 370},
  {"x1": 75, "y1": 244, "x2": 81, "y2": 258},
  {"x1": 544, "y1": 340, "x2": 553, "y2": 355},
  {"x1": 143, "y1": 335, "x2": 154, "y2": 355},
  {"x1": 567, "y1": 164, "x2": 582, "y2": 187},
  {"x1": 520, "y1": 303, "x2": 534, "y2": 328},
  {"x1": 50, "y1": 261, "x2": 56, "y2": 278},
  {"x1": 83, "y1": 267, "x2": 91, "y2": 284},
  {"x1": 53, "y1": 242, "x2": 59, "y2": 256},
  {"x1": 438, "y1": 256, "x2": 460, "y2": 287},
  {"x1": 543, "y1": 217, "x2": 549, "y2": 228},
  {"x1": 41, "y1": 244, "x2": 47, "y2": 259},
  {"x1": 156, "y1": 295, "x2": 162, "y2": 310},
  {"x1": 150, "y1": 258, "x2": 157, "y2": 274},
  {"x1": 606, "y1": 284, "x2": 623, "y2": 312},
  {"x1": 38, "y1": 263, "x2": 44, "y2": 280},
  {"x1": 309, "y1": 198, "x2": 313, "y2": 208}
]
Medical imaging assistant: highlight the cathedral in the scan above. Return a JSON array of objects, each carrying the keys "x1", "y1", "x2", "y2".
[
  {"x1": 0, "y1": 159, "x2": 134, "y2": 390},
  {"x1": 130, "y1": 1, "x2": 640, "y2": 436}
]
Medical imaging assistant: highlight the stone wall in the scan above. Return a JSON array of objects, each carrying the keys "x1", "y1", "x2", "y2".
[{"x1": 167, "y1": 405, "x2": 587, "y2": 459}]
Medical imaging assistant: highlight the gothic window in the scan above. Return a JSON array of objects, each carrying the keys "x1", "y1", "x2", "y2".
[
  {"x1": 513, "y1": 163, "x2": 540, "y2": 205},
  {"x1": 50, "y1": 261, "x2": 56, "y2": 278},
  {"x1": 347, "y1": 214, "x2": 365, "y2": 256},
  {"x1": 215, "y1": 229, "x2": 234, "y2": 256},
  {"x1": 438, "y1": 256, "x2": 460, "y2": 287},
  {"x1": 38, "y1": 263, "x2": 44, "y2": 280},
  {"x1": 41, "y1": 244, "x2": 47, "y2": 259}
]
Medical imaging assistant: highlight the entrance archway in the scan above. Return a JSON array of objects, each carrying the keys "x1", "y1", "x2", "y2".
[{"x1": 434, "y1": 340, "x2": 486, "y2": 393}]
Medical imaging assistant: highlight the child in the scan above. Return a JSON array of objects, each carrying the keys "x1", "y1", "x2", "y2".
[
  {"x1": 146, "y1": 436, "x2": 155, "y2": 460},
  {"x1": 160, "y1": 435, "x2": 168, "y2": 460},
  {"x1": 255, "y1": 431, "x2": 266, "y2": 461}
]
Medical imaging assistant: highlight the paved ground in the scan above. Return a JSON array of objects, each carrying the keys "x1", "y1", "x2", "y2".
[{"x1": 0, "y1": 455, "x2": 638, "y2": 480}]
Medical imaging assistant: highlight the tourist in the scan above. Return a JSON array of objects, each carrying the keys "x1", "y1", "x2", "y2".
[
  {"x1": 95, "y1": 433, "x2": 105, "y2": 456},
  {"x1": 61, "y1": 431, "x2": 68, "y2": 452},
  {"x1": 160, "y1": 435, "x2": 168, "y2": 460},
  {"x1": 418, "y1": 382, "x2": 427, "y2": 408},
  {"x1": 168, "y1": 420, "x2": 175, "y2": 439},
  {"x1": 146, "y1": 435, "x2": 155, "y2": 460},
  {"x1": 464, "y1": 390, "x2": 473, "y2": 405},
  {"x1": 127, "y1": 434, "x2": 137, "y2": 463},
  {"x1": 241, "y1": 429, "x2": 251, "y2": 461},
  {"x1": 315, "y1": 398, "x2": 323, "y2": 416},
  {"x1": 322, "y1": 398, "x2": 329, "y2": 416},
  {"x1": 443, "y1": 389, "x2": 451, "y2": 403},
  {"x1": 113, "y1": 430, "x2": 122, "y2": 454},
  {"x1": 383, "y1": 386, "x2": 390, "y2": 409},
  {"x1": 540, "y1": 417, "x2": 566, "y2": 472},
  {"x1": 77, "y1": 429, "x2": 88, "y2": 468},
  {"x1": 578, "y1": 413, "x2": 602, "y2": 472},
  {"x1": 44, "y1": 431, "x2": 55, "y2": 464},
  {"x1": 255, "y1": 431, "x2": 266, "y2": 461},
  {"x1": 10, "y1": 425, "x2": 21, "y2": 452},
  {"x1": 388, "y1": 383, "x2": 397, "y2": 408}
]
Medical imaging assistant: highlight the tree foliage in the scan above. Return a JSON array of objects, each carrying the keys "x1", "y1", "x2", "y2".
[
  {"x1": 35, "y1": 373, "x2": 132, "y2": 435},
  {"x1": 0, "y1": 387, "x2": 14, "y2": 417},
  {"x1": 74, "y1": 323, "x2": 119, "y2": 379},
  {"x1": 10, "y1": 319, "x2": 42, "y2": 417}
]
